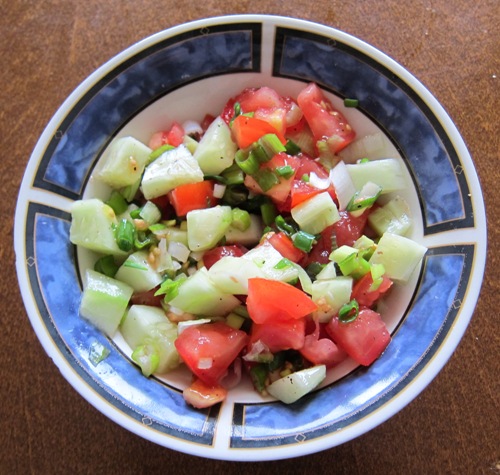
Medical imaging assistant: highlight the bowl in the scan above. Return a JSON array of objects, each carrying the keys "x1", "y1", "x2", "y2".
[{"x1": 14, "y1": 14, "x2": 487, "y2": 461}]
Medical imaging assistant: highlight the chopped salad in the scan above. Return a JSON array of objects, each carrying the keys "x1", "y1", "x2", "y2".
[{"x1": 70, "y1": 82, "x2": 427, "y2": 408}]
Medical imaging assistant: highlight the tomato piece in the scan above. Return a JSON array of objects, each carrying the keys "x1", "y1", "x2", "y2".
[
  {"x1": 297, "y1": 83, "x2": 356, "y2": 153},
  {"x1": 201, "y1": 113, "x2": 216, "y2": 131},
  {"x1": 244, "y1": 152, "x2": 300, "y2": 204},
  {"x1": 300, "y1": 319, "x2": 347, "y2": 367},
  {"x1": 265, "y1": 231, "x2": 306, "y2": 263},
  {"x1": 290, "y1": 179, "x2": 323, "y2": 208},
  {"x1": 202, "y1": 245, "x2": 246, "y2": 270},
  {"x1": 246, "y1": 278, "x2": 317, "y2": 324},
  {"x1": 332, "y1": 210, "x2": 369, "y2": 247},
  {"x1": 174, "y1": 322, "x2": 248, "y2": 385},
  {"x1": 237, "y1": 86, "x2": 283, "y2": 112},
  {"x1": 168, "y1": 180, "x2": 218, "y2": 217},
  {"x1": 325, "y1": 308, "x2": 390, "y2": 366},
  {"x1": 231, "y1": 115, "x2": 286, "y2": 149},
  {"x1": 351, "y1": 273, "x2": 393, "y2": 308},
  {"x1": 149, "y1": 121, "x2": 185, "y2": 149},
  {"x1": 249, "y1": 318, "x2": 306, "y2": 353},
  {"x1": 182, "y1": 378, "x2": 228, "y2": 409}
]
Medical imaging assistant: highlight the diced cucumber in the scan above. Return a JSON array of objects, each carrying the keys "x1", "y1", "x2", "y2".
[
  {"x1": 97, "y1": 137, "x2": 152, "y2": 189},
  {"x1": 225, "y1": 214, "x2": 264, "y2": 247},
  {"x1": 208, "y1": 256, "x2": 266, "y2": 295},
  {"x1": 141, "y1": 144, "x2": 204, "y2": 199},
  {"x1": 193, "y1": 116, "x2": 237, "y2": 175},
  {"x1": 311, "y1": 277, "x2": 353, "y2": 322},
  {"x1": 168, "y1": 267, "x2": 240, "y2": 316},
  {"x1": 315, "y1": 261, "x2": 337, "y2": 280},
  {"x1": 346, "y1": 158, "x2": 406, "y2": 194},
  {"x1": 186, "y1": 205, "x2": 232, "y2": 251},
  {"x1": 368, "y1": 196, "x2": 412, "y2": 236},
  {"x1": 139, "y1": 201, "x2": 161, "y2": 226},
  {"x1": 339, "y1": 132, "x2": 395, "y2": 162},
  {"x1": 242, "y1": 241, "x2": 299, "y2": 283},
  {"x1": 369, "y1": 232, "x2": 427, "y2": 282},
  {"x1": 70, "y1": 199, "x2": 127, "y2": 257},
  {"x1": 114, "y1": 250, "x2": 162, "y2": 293},
  {"x1": 266, "y1": 365, "x2": 326, "y2": 404},
  {"x1": 120, "y1": 305, "x2": 180, "y2": 375},
  {"x1": 291, "y1": 192, "x2": 340, "y2": 235},
  {"x1": 330, "y1": 245, "x2": 358, "y2": 263},
  {"x1": 79, "y1": 269, "x2": 133, "y2": 336}
]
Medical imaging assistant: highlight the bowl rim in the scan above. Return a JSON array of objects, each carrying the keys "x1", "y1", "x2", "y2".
[{"x1": 14, "y1": 13, "x2": 487, "y2": 461}]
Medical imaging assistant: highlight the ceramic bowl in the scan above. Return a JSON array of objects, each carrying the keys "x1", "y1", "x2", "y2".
[{"x1": 14, "y1": 14, "x2": 487, "y2": 461}]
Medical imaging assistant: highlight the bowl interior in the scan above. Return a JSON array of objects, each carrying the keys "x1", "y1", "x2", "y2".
[{"x1": 15, "y1": 15, "x2": 486, "y2": 461}]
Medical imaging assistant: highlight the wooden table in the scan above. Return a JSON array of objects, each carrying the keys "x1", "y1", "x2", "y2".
[{"x1": 2, "y1": 1, "x2": 498, "y2": 473}]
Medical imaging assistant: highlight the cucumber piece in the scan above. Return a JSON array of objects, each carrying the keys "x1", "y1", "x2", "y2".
[
  {"x1": 168, "y1": 267, "x2": 240, "y2": 316},
  {"x1": 70, "y1": 199, "x2": 127, "y2": 257},
  {"x1": 79, "y1": 269, "x2": 133, "y2": 336},
  {"x1": 315, "y1": 261, "x2": 337, "y2": 280},
  {"x1": 114, "y1": 250, "x2": 163, "y2": 293},
  {"x1": 141, "y1": 144, "x2": 204, "y2": 199},
  {"x1": 312, "y1": 277, "x2": 353, "y2": 322},
  {"x1": 225, "y1": 214, "x2": 264, "y2": 247},
  {"x1": 291, "y1": 191, "x2": 340, "y2": 235},
  {"x1": 339, "y1": 132, "x2": 394, "y2": 162},
  {"x1": 369, "y1": 232, "x2": 427, "y2": 282},
  {"x1": 193, "y1": 116, "x2": 237, "y2": 175},
  {"x1": 330, "y1": 245, "x2": 358, "y2": 264},
  {"x1": 97, "y1": 137, "x2": 152, "y2": 189},
  {"x1": 208, "y1": 256, "x2": 266, "y2": 295},
  {"x1": 139, "y1": 201, "x2": 161, "y2": 226},
  {"x1": 186, "y1": 205, "x2": 232, "y2": 251},
  {"x1": 346, "y1": 158, "x2": 406, "y2": 194},
  {"x1": 120, "y1": 305, "x2": 180, "y2": 375},
  {"x1": 368, "y1": 196, "x2": 412, "y2": 236},
  {"x1": 267, "y1": 365, "x2": 326, "y2": 404},
  {"x1": 242, "y1": 241, "x2": 299, "y2": 283}
]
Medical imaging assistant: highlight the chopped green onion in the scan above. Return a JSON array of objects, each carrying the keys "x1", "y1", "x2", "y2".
[
  {"x1": 305, "y1": 262, "x2": 325, "y2": 280},
  {"x1": 252, "y1": 144, "x2": 272, "y2": 164},
  {"x1": 338, "y1": 253, "x2": 371, "y2": 279},
  {"x1": 134, "y1": 232, "x2": 156, "y2": 250},
  {"x1": 275, "y1": 165, "x2": 294, "y2": 179},
  {"x1": 204, "y1": 174, "x2": 227, "y2": 184},
  {"x1": 231, "y1": 208, "x2": 251, "y2": 231},
  {"x1": 234, "y1": 102, "x2": 242, "y2": 117},
  {"x1": 274, "y1": 258, "x2": 293, "y2": 270},
  {"x1": 250, "y1": 364, "x2": 268, "y2": 393},
  {"x1": 235, "y1": 149, "x2": 260, "y2": 175},
  {"x1": 301, "y1": 173, "x2": 310, "y2": 182},
  {"x1": 275, "y1": 215, "x2": 297, "y2": 235},
  {"x1": 285, "y1": 139, "x2": 301, "y2": 155},
  {"x1": 115, "y1": 218, "x2": 135, "y2": 252},
  {"x1": 105, "y1": 191, "x2": 128, "y2": 215},
  {"x1": 149, "y1": 223, "x2": 167, "y2": 233},
  {"x1": 93, "y1": 255, "x2": 119, "y2": 278},
  {"x1": 370, "y1": 263, "x2": 386, "y2": 291},
  {"x1": 89, "y1": 341, "x2": 110, "y2": 366},
  {"x1": 154, "y1": 277, "x2": 186, "y2": 302},
  {"x1": 149, "y1": 144, "x2": 175, "y2": 161},
  {"x1": 359, "y1": 158, "x2": 370, "y2": 164},
  {"x1": 258, "y1": 133, "x2": 286, "y2": 157},
  {"x1": 292, "y1": 230, "x2": 316, "y2": 253},
  {"x1": 222, "y1": 184, "x2": 249, "y2": 207},
  {"x1": 346, "y1": 182, "x2": 382, "y2": 213},
  {"x1": 254, "y1": 168, "x2": 279, "y2": 192},
  {"x1": 344, "y1": 98, "x2": 359, "y2": 108},
  {"x1": 260, "y1": 201, "x2": 278, "y2": 226},
  {"x1": 130, "y1": 208, "x2": 142, "y2": 219},
  {"x1": 221, "y1": 163, "x2": 245, "y2": 185},
  {"x1": 339, "y1": 299, "x2": 359, "y2": 323}
]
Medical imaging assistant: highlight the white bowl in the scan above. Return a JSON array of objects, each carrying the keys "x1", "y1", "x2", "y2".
[{"x1": 14, "y1": 14, "x2": 487, "y2": 461}]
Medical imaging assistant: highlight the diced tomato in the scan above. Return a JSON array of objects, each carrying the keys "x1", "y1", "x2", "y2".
[
  {"x1": 325, "y1": 308, "x2": 391, "y2": 366},
  {"x1": 168, "y1": 180, "x2": 218, "y2": 217},
  {"x1": 231, "y1": 115, "x2": 287, "y2": 149},
  {"x1": 244, "y1": 152, "x2": 300, "y2": 204},
  {"x1": 332, "y1": 210, "x2": 370, "y2": 247},
  {"x1": 149, "y1": 121, "x2": 185, "y2": 149},
  {"x1": 130, "y1": 287, "x2": 163, "y2": 307},
  {"x1": 249, "y1": 318, "x2": 306, "y2": 353},
  {"x1": 174, "y1": 322, "x2": 248, "y2": 386},
  {"x1": 246, "y1": 278, "x2": 317, "y2": 324},
  {"x1": 290, "y1": 179, "x2": 323, "y2": 208},
  {"x1": 202, "y1": 245, "x2": 246, "y2": 270},
  {"x1": 265, "y1": 232, "x2": 306, "y2": 263},
  {"x1": 237, "y1": 86, "x2": 284, "y2": 112},
  {"x1": 282, "y1": 96, "x2": 304, "y2": 129},
  {"x1": 297, "y1": 83, "x2": 356, "y2": 153},
  {"x1": 201, "y1": 114, "x2": 216, "y2": 131},
  {"x1": 351, "y1": 273, "x2": 393, "y2": 308},
  {"x1": 253, "y1": 107, "x2": 287, "y2": 135},
  {"x1": 300, "y1": 319, "x2": 347, "y2": 367},
  {"x1": 295, "y1": 154, "x2": 330, "y2": 179},
  {"x1": 182, "y1": 378, "x2": 228, "y2": 408}
]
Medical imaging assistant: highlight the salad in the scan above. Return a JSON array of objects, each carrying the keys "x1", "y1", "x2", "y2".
[{"x1": 70, "y1": 82, "x2": 427, "y2": 408}]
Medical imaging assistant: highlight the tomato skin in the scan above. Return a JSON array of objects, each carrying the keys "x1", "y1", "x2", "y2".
[
  {"x1": 174, "y1": 322, "x2": 248, "y2": 386},
  {"x1": 332, "y1": 210, "x2": 370, "y2": 247},
  {"x1": 168, "y1": 180, "x2": 218, "y2": 217},
  {"x1": 325, "y1": 308, "x2": 390, "y2": 366},
  {"x1": 231, "y1": 115, "x2": 286, "y2": 149},
  {"x1": 149, "y1": 122, "x2": 185, "y2": 149},
  {"x1": 297, "y1": 83, "x2": 356, "y2": 153},
  {"x1": 202, "y1": 245, "x2": 246, "y2": 269},
  {"x1": 182, "y1": 378, "x2": 228, "y2": 409},
  {"x1": 290, "y1": 179, "x2": 323, "y2": 208},
  {"x1": 246, "y1": 278, "x2": 318, "y2": 324},
  {"x1": 351, "y1": 273, "x2": 393, "y2": 308},
  {"x1": 265, "y1": 232, "x2": 306, "y2": 263},
  {"x1": 249, "y1": 318, "x2": 306, "y2": 353}
]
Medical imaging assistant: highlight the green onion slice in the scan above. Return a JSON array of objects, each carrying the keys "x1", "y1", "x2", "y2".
[
  {"x1": 344, "y1": 98, "x2": 359, "y2": 108},
  {"x1": 235, "y1": 149, "x2": 260, "y2": 175},
  {"x1": 115, "y1": 219, "x2": 136, "y2": 252},
  {"x1": 339, "y1": 299, "x2": 359, "y2": 323},
  {"x1": 292, "y1": 230, "x2": 316, "y2": 253}
]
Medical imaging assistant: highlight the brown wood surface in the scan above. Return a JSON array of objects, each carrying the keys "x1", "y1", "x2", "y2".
[{"x1": 2, "y1": 1, "x2": 499, "y2": 473}]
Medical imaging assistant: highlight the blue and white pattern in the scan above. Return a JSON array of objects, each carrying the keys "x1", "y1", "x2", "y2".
[{"x1": 15, "y1": 16, "x2": 486, "y2": 461}]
